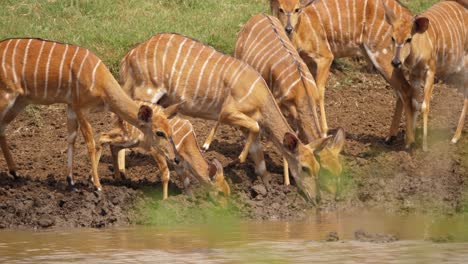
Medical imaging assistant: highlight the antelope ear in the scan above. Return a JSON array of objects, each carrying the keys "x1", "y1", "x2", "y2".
[
  {"x1": 382, "y1": 0, "x2": 397, "y2": 25},
  {"x1": 329, "y1": 127, "x2": 345, "y2": 155},
  {"x1": 137, "y1": 105, "x2": 153, "y2": 123},
  {"x1": 162, "y1": 101, "x2": 185, "y2": 119},
  {"x1": 283, "y1": 132, "x2": 299, "y2": 153},
  {"x1": 208, "y1": 161, "x2": 218, "y2": 180},
  {"x1": 300, "y1": 0, "x2": 316, "y2": 8},
  {"x1": 413, "y1": 16, "x2": 429, "y2": 34},
  {"x1": 308, "y1": 135, "x2": 333, "y2": 155}
]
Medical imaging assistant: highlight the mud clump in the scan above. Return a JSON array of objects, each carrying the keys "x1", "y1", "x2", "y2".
[{"x1": 325, "y1": 231, "x2": 340, "y2": 242}]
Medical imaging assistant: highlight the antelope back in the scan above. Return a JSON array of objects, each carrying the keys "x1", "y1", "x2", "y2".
[
  {"x1": 235, "y1": 14, "x2": 322, "y2": 140},
  {"x1": 121, "y1": 33, "x2": 266, "y2": 118},
  {"x1": 0, "y1": 38, "x2": 104, "y2": 105}
]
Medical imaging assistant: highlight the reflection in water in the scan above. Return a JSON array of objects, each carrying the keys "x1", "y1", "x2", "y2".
[{"x1": 1, "y1": 211, "x2": 468, "y2": 263}]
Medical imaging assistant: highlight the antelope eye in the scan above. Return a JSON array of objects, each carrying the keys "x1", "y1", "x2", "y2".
[
  {"x1": 301, "y1": 166, "x2": 311, "y2": 174},
  {"x1": 156, "y1": 131, "x2": 167, "y2": 138},
  {"x1": 294, "y1": 8, "x2": 300, "y2": 13},
  {"x1": 279, "y1": 8, "x2": 284, "y2": 13},
  {"x1": 406, "y1": 38, "x2": 412, "y2": 43}
]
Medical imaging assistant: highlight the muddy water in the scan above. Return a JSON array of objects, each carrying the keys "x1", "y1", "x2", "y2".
[{"x1": 1, "y1": 211, "x2": 468, "y2": 263}]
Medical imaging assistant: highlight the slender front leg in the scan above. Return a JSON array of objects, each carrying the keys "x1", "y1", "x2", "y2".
[
  {"x1": 0, "y1": 96, "x2": 27, "y2": 178},
  {"x1": 283, "y1": 158, "x2": 290, "y2": 186},
  {"x1": 452, "y1": 97, "x2": 467, "y2": 144},
  {"x1": 117, "y1": 149, "x2": 126, "y2": 175},
  {"x1": 421, "y1": 67, "x2": 435, "y2": 152},
  {"x1": 220, "y1": 104, "x2": 260, "y2": 163},
  {"x1": 150, "y1": 150, "x2": 170, "y2": 199},
  {"x1": 314, "y1": 54, "x2": 334, "y2": 137},
  {"x1": 66, "y1": 107, "x2": 79, "y2": 188},
  {"x1": 386, "y1": 97, "x2": 403, "y2": 143},
  {"x1": 202, "y1": 122, "x2": 219, "y2": 151},
  {"x1": 76, "y1": 110, "x2": 101, "y2": 191},
  {"x1": 110, "y1": 145, "x2": 125, "y2": 180}
]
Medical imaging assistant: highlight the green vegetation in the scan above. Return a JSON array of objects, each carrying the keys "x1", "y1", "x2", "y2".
[
  {"x1": 401, "y1": 0, "x2": 440, "y2": 14},
  {"x1": 0, "y1": 0, "x2": 267, "y2": 74}
]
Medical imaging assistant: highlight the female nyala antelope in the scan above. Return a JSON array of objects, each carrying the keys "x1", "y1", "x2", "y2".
[
  {"x1": 270, "y1": 0, "x2": 419, "y2": 148},
  {"x1": 231, "y1": 14, "x2": 344, "y2": 188},
  {"x1": 96, "y1": 100, "x2": 230, "y2": 199},
  {"x1": 0, "y1": 38, "x2": 175, "y2": 191},
  {"x1": 383, "y1": 1, "x2": 467, "y2": 150},
  {"x1": 120, "y1": 33, "x2": 343, "y2": 202}
]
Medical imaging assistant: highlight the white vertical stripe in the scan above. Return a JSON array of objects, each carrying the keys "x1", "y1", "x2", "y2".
[
  {"x1": 2, "y1": 40, "x2": 13, "y2": 79},
  {"x1": 360, "y1": 0, "x2": 369, "y2": 43},
  {"x1": 161, "y1": 34, "x2": 176, "y2": 84},
  {"x1": 152, "y1": 37, "x2": 163, "y2": 83},
  {"x1": 243, "y1": 26, "x2": 272, "y2": 62},
  {"x1": 193, "y1": 49, "x2": 216, "y2": 102},
  {"x1": 322, "y1": 1, "x2": 335, "y2": 44},
  {"x1": 238, "y1": 77, "x2": 261, "y2": 103},
  {"x1": 304, "y1": 14, "x2": 320, "y2": 53},
  {"x1": 67, "y1": 47, "x2": 80, "y2": 101},
  {"x1": 259, "y1": 47, "x2": 284, "y2": 78},
  {"x1": 242, "y1": 17, "x2": 269, "y2": 53},
  {"x1": 89, "y1": 60, "x2": 102, "y2": 91},
  {"x1": 168, "y1": 38, "x2": 188, "y2": 90},
  {"x1": 346, "y1": 0, "x2": 351, "y2": 42},
  {"x1": 181, "y1": 46, "x2": 205, "y2": 101},
  {"x1": 173, "y1": 41, "x2": 196, "y2": 98},
  {"x1": 200, "y1": 55, "x2": 225, "y2": 106},
  {"x1": 55, "y1": 44, "x2": 69, "y2": 98},
  {"x1": 335, "y1": 0, "x2": 343, "y2": 43},
  {"x1": 33, "y1": 41, "x2": 46, "y2": 96},
  {"x1": 267, "y1": 55, "x2": 289, "y2": 87},
  {"x1": 282, "y1": 78, "x2": 301, "y2": 98},
  {"x1": 11, "y1": 39, "x2": 20, "y2": 86},
  {"x1": 44, "y1": 42, "x2": 57, "y2": 99},
  {"x1": 208, "y1": 58, "x2": 236, "y2": 109},
  {"x1": 367, "y1": 0, "x2": 379, "y2": 44},
  {"x1": 175, "y1": 128, "x2": 192, "y2": 149},
  {"x1": 372, "y1": 18, "x2": 386, "y2": 44},
  {"x1": 21, "y1": 39, "x2": 33, "y2": 95},
  {"x1": 75, "y1": 49, "x2": 90, "y2": 100}
]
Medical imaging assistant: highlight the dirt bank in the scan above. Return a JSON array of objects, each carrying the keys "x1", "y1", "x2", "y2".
[{"x1": 0, "y1": 62, "x2": 466, "y2": 228}]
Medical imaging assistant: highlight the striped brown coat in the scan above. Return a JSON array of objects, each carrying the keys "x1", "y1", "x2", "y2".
[
  {"x1": 120, "y1": 33, "x2": 345, "y2": 202},
  {"x1": 270, "y1": 0, "x2": 419, "y2": 148},
  {"x1": 384, "y1": 0, "x2": 467, "y2": 149},
  {"x1": 234, "y1": 14, "x2": 323, "y2": 141},
  {"x1": 0, "y1": 38, "x2": 174, "y2": 191},
  {"x1": 96, "y1": 100, "x2": 230, "y2": 199}
]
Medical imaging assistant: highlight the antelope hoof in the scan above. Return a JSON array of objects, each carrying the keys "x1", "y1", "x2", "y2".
[
  {"x1": 66, "y1": 176, "x2": 75, "y2": 187},
  {"x1": 451, "y1": 138, "x2": 459, "y2": 144},
  {"x1": 9, "y1": 170, "x2": 18, "y2": 179},
  {"x1": 95, "y1": 185, "x2": 102, "y2": 192},
  {"x1": 238, "y1": 153, "x2": 248, "y2": 163},
  {"x1": 422, "y1": 144, "x2": 428, "y2": 152},
  {"x1": 385, "y1": 136, "x2": 397, "y2": 145},
  {"x1": 202, "y1": 143, "x2": 210, "y2": 152}
]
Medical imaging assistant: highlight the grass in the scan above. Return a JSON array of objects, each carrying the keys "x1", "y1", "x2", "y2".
[
  {"x1": 401, "y1": 0, "x2": 441, "y2": 14},
  {"x1": 0, "y1": 0, "x2": 267, "y2": 74}
]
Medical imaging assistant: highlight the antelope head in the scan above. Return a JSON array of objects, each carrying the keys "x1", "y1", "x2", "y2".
[
  {"x1": 270, "y1": 0, "x2": 316, "y2": 35},
  {"x1": 382, "y1": 1, "x2": 429, "y2": 68},
  {"x1": 282, "y1": 129, "x2": 342, "y2": 203},
  {"x1": 137, "y1": 103, "x2": 183, "y2": 164}
]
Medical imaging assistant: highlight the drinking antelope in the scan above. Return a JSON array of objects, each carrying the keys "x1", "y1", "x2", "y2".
[
  {"x1": 383, "y1": 1, "x2": 467, "y2": 150},
  {"x1": 270, "y1": 0, "x2": 419, "y2": 148},
  {"x1": 96, "y1": 100, "x2": 231, "y2": 199},
  {"x1": 0, "y1": 38, "x2": 176, "y2": 191},
  {"x1": 233, "y1": 14, "x2": 344, "y2": 188},
  {"x1": 120, "y1": 33, "x2": 344, "y2": 202}
]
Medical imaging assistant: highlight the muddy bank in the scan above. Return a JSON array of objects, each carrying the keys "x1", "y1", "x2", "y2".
[{"x1": 0, "y1": 62, "x2": 466, "y2": 229}]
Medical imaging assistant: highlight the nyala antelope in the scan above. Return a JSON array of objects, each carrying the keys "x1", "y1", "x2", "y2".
[
  {"x1": 270, "y1": 0, "x2": 419, "y2": 148},
  {"x1": 96, "y1": 100, "x2": 230, "y2": 199},
  {"x1": 0, "y1": 38, "x2": 175, "y2": 191},
  {"x1": 120, "y1": 33, "x2": 344, "y2": 202},
  {"x1": 232, "y1": 14, "x2": 344, "y2": 188},
  {"x1": 383, "y1": 0, "x2": 467, "y2": 150}
]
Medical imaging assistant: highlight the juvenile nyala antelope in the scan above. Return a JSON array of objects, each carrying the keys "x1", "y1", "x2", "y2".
[
  {"x1": 232, "y1": 14, "x2": 344, "y2": 187},
  {"x1": 96, "y1": 101, "x2": 230, "y2": 199},
  {"x1": 0, "y1": 38, "x2": 175, "y2": 191},
  {"x1": 120, "y1": 33, "x2": 344, "y2": 202},
  {"x1": 383, "y1": 0, "x2": 467, "y2": 150},
  {"x1": 270, "y1": 0, "x2": 419, "y2": 148}
]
